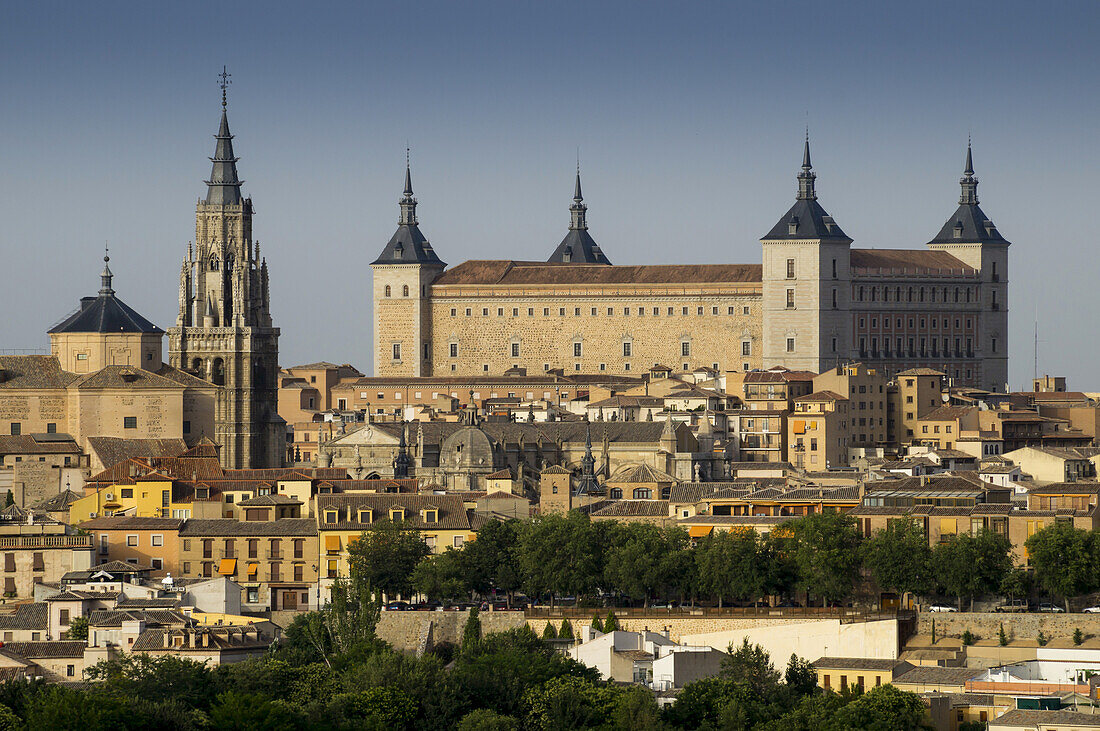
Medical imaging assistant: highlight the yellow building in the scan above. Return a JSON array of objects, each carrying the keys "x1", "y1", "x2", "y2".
[
  {"x1": 789, "y1": 390, "x2": 850, "y2": 469},
  {"x1": 812, "y1": 657, "x2": 912, "y2": 693},
  {"x1": 316, "y1": 493, "x2": 477, "y2": 597}
]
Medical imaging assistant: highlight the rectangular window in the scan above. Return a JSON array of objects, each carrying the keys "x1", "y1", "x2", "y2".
[
  {"x1": 623, "y1": 342, "x2": 632, "y2": 357},
  {"x1": 786, "y1": 338, "x2": 795, "y2": 353},
  {"x1": 126, "y1": 535, "x2": 138, "y2": 547},
  {"x1": 449, "y1": 343, "x2": 458, "y2": 358},
  {"x1": 123, "y1": 416, "x2": 137, "y2": 429},
  {"x1": 9, "y1": 423, "x2": 19, "y2": 436},
  {"x1": 742, "y1": 342, "x2": 751, "y2": 356},
  {"x1": 681, "y1": 342, "x2": 690, "y2": 357},
  {"x1": 786, "y1": 289, "x2": 795, "y2": 308},
  {"x1": 152, "y1": 534, "x2": 163, "y2": 547},
  {"x1": 511, "y1": 343, "x2": 520, "y2": 357},
  {"x1": 573, "y1": 342, "x2": 582, "y2": 358},
  {"x1": 392, "y1": 343, "x2": 401, "y2": 360},
  {"x1": 786, "y1": 258, "x2": 795, "y2": 278}
]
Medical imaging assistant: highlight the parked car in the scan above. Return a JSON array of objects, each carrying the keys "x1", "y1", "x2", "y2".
[
  {"x1": 928, "y1": 604, "x2": 958, "y2": 613},
  {"x1": 1037, "y1": 602, "x2": 1065, "y2": 613},
  {"x1": 995, "y1": 599, "x2": 1028, "y2": 613},
  {"x1": 384, "y1": 601, "x2": 409, "y2": 611},
  {"x1": 1082, "y1": 606, "x2": 1100, "y2": 614}
]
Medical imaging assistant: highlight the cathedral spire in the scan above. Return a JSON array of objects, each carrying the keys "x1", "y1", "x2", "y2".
[
  {"x1": 399, "y1": 148, "x2": 417, "y2": 226},
  {"x1": 797, "y1": 133, "x2": 817, "y2": 201},
  {"x1": 576, "y1": 419, "x2": 599, "y2": 495},
  {"x1": 99, "y1": 244, "x2": 114, "y2": 296},
  {"x1": 205, "y1": 67, "x2": 243, "y2": 206},
  {"x1": 959, "y1": 139, "x2": 979, "y2": 206}
]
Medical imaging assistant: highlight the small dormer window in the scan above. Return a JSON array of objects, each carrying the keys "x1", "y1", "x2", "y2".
[
  {"x1": 358, "y1": 509, "x2": 372, "y2": 524},
  {"x1": 953, "y1": 220, "x2": 963, "y2": 238},
  {"x1": 423, "y1": 509, "x2": 438, "y2": 524},
  {"x1": 390, "y1": 508, "x2": 405, "y2": 522},
  {"x1": 325, "y1": 510, "x2": 338, "y2": 524},
  {"x1": 787, "y1": 216, "x2": 799, "y2": 235},
  {"x1": 394, "y1": 243, "x2": 404, "y2": 259}
]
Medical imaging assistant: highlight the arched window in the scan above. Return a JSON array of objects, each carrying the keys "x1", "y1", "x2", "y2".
[
  {"x1": 966, "y1": 288, "x2": 971, "y2": 303},
  {"x1": 919, "y1": 287, "x2": 925, "y2": 302},
  {"x1": 384, "y1": 285, "x2": 391, "y2": 297},
  {"x1": 209, "y1": 255, "x2": 219, "y2": 271},
  {"x1": 633, "y1": 487, "x2": 652, "y2": 500},
  {"x1": 954, "y1": 287, "x2": 960, "y2": 303},
  {"x1": 907, "y1": 287, "x2": 913, "y2": 302},
  {"x1": 609, "y1": 488, "x2": 623, "y2": 499},
  {"x1": 211, "y1": 358, "x2": 226, "y2": 386},
  {"x1": 402, "y1": 284, "x2": 409, "y2": 297},
  {"x1": 895, "y1": 286, "x2": 901, "y2": 302}
]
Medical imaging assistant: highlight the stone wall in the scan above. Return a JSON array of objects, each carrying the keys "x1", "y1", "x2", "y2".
[
  {"x1": 427, "y1": 288, "x2": 762, "y2": 377},
  {"x1": 917, "y1": 612, "x2": 1100, "y2": 642},
  {"x1": 376, "y1": 610, "x2": 527, "y2": 652},
  {"x1": 526, "y1": 614, "x2": 835, "y2": 644}
]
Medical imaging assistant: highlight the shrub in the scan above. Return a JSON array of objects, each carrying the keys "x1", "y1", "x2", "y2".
[
  {"x1": 999, "y1": 623, "x2": 1008, "y2": 647},
  {"x1": 541, "y1": 623, "x2": 557, "y2": 640},
  {"x1": 961, "y1": 630, "x2": 975, "y2": 646},
  {"x1": 1074, "y1": 628, "x2": 1084, "y2": 646},
  {"x1": 604, "y1": 611, "x2": 618, "y2": 632},
  {"x1": 558, "y1": 619, "x2": 574, "y2": 639},
  {"x1": 590, "y1": 613, "x2": 603, "y2": 633},
  {"x1": 1037, "y1": 630, "x2": 1049, "y2": 647}
]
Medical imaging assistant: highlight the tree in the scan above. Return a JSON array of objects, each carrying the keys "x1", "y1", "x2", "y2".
[
  {"x1": 412, "y1": 549, "x2": 469, "y2": 603},
  {"x1": 787, "y1": 513, "x2": 862, "y2": 605},
  {"x1": 604, "y1": 524, "x2": 690, "y2": 607},
  {"x1": 84, "y1": 654, "x2": 214, "y2": 710},
  {"x1": 1000, "y1": 566, "x2": 1033, "y2": 601},
  {"x1": 830, "y1": 684, "x2": 927, "y2": 730},
  {"x1": 457, "y1": 708, "x2": 520, "y2": 731},
  {"x1": 558, "y1": 619, "x2": 574, "y2": 639},
  {"x1": 604, "y1": 610, "x2": 618, "y2": 632},
  {"x1": 460, "y1": 519, "x2": 523, "y2": 601},
  {"x1": 523, "y1": 675, "x2": 623, "y2": 731},
  {"x1": 518, "y1": 513, "x2": 601, "y2": 607},
  {"x1": 2, "y1": 491, "x2": 12, "y2": 508},
  {"x1": 208, "y1": 689, "x2": 303, "y2": 730},
  {"x1": 1026, "y1": 522, "x2": 1094, "y2": 610},
  {"x1": 66, "y1": 616, "x2": 88, "y2": 641},
  {"x1": 696, "y1": 529, "x2": 768, "y2": 607},
  {"x1": 463, "y1": 607, "x2": 482, "y2": 647},
  {"x1": 721, "y1": 639, "x2": 781, "y2": 696},
  {"x1": 862, "y1": 518, "x2": 932, "y2": 603},
  {"x1": 590, "y1": 613, "x2": 604, "y2": 633},
  {"x1": 784, "y1": 654, "x2": 818, "y2": 696},
  {"x1": 933, "y1": 530, "x2": 1013, "y2": 610},
  {"x1": 541, "y1": 622, "x2": 557, "y2": 640},
  {"x1": 347, "y1": 520, "x2": 431, "y2": 599}
]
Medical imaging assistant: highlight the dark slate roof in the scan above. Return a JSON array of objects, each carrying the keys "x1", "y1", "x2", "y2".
[
  {"x1": 927, "y1": 202, "x2": 1009, "y2": 246},
  {"x1": 87, "y1": 609, "x2": 189, "y2": 628},
  {"x1": 32, "y1": 490, "x2": 83, "y2": 512},
  {"x1": 812, "y1": 657, "x2": 901, "y2": 670},
  {"x1": 433, "y1": 260, "x2": 761, "y2": 287},
  {"x1": 372, "y1": 221, "x2": 444, "y2": 266},
  {"x1": 48, "y1": 291, "x2": 162, "y2": 335},
  {"x1": 589, "y1": 500, "x2": 670, "y2": 517},
  {"x1": 548, "y1": 229, "x2": 611, "y2": 265},
  {"x1": 205, "y1": 110, "x2": 244, "y2": 206},
  {"x1": 317, "y1": 493, "x2": 473, "y2": 531},
  {"x1": 762, "y1": 198, "x2": 851, "y2": 242}
]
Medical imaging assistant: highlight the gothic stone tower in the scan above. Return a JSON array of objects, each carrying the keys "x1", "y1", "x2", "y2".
[
  {"x1": 371, "y1": 159, "x2": 445, "y2": 377},
  {"x1": 168, "y1": 85, "x2": 283, "y2": 468}
]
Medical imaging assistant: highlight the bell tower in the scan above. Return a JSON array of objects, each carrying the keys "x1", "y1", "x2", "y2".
[{"x1": 168, "y1": 69, "x2": 283, "y2": 468}]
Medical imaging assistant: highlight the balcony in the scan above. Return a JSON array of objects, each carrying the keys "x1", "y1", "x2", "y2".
[{"x1": 0, "y1": 534, "x2": 93, "y2": 550}]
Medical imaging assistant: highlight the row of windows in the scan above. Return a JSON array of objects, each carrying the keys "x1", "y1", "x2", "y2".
[
  {"x1": 855, "y1": 285, "x2": 980, "y2": 304},
  {"x1": 445, "y1": 341, "x2": 700, "y2": 358},
  {"x1": 858, "y1": 316, "x2": 974, "y2": 331},
  {"x1": 858, "y1": 336, "x2": 995, "y2": 355},
  {"x1": 449, "y1": 305, "x2": 753, "y2": 318}
]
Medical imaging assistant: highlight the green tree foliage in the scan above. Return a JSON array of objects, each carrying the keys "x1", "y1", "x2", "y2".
[
  {"x1": 721, "y1": 639, "x2": 781, "y2": 695},
  {"x1": 1026, "y1": 522, "x2": 1094, "y2": 610},
  {"x1": 348, "y1": 520, "x2": 431, "y2": 599},
  {"x1": 932, "y1": 530, "x2": 1013, "y2": 610},
  {"x1": 2, "y1": 491, "x2": 12, "y2": 508},
  {"x1": 559, "y1": 618, "x2": 574, "y2": 639},
  {"x1": 604, "y1": 524, "x2": 689, "y2": 608},
  {"x1": 457, "y1": 708, "x2": 520, "y2": 731},
  {"x1": 784, "y1": 653, "x2": 818, "y2": 696},
  {"x1": 787, "y1": 512, "x2": 862, "y2": 605},
  {"x1": 66, "y1": 615, "x2": 88, "y2": 641},
  {"x1": 1000, "y1": 565, "x2": 1033, "y2": 600},
  {"x1": 208, "y1": 689, "x2": 303, "y2": 730},
  {"x1": 604, "y1": 610, "x2": 619, "y2": 632},
  {"x1": 463, "y1": 606, "x2": 482, "y2": 647},
  {"x1": 460, "y1": 518, "x2": 523, "y2": 599},
  {"x1": 590, "y1": 612, "x2": 604, "y2": 633},
  {"x1": 518, "y1": 512, "x2": 602, "y2": 606},
  {"x1": 84, "y1": 654, "x2": 214, "y2": 709},
  {"x1": 541, "y1": 622, "x2": 557, "y2": 640},
  {"x1": 829, "y1": 684, "x2": 928, "y2": 730},
  {"x1": 862, "y1": 518, "x2": 932, "y2": 600},
  {"x1": 695, "y1": 529, "x2": 770, "y2": 607},
  {"x1": 412, "y1": 548, "x2": 469, "y2": 602}
]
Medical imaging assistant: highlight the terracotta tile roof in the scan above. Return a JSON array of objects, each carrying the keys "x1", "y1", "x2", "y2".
[
  {"x1": 922, "y1": 406, "x2": 976, "y2": 421},
  {"x1": 589, "y1": 500, "x2": 670, "y2": 517},
  {"x1": 607, "y1": 463, "x2": 676, "y2": 484},
  {"x1": 87, "y1": 609, "x2": 189, "y2": 628},
  {"x1": 0, "y1": 641, "x2": 85, "y2": 659},
  {"x1": 0, "y1": 435, "x2": 81, "y2": 455},
  {"x1": 849, "y1": 249, "x2": 976, "y2": 275},
  {"x1": 896, "y1": 368, "x2": 946, "y2": 376},
  {"x1": 236, "y1": 494, "x2": 302, "y2": 506},
  {"x1": 744, "y1": 370, "x2": 817, "y2": 383},
  {"x1": 179, "y1": 518, "x2": 317, "y2": 537},
  {"x1": 114, "y1": 598, "x2": 183, "y2": 609},
  {"x1": 988, "y1": 710, "x2": 1100, "y2": 728},
  {"x1": 79, "y1": 517, "x2": 185, "y2": 531},
  {"x1": 0, "y1": 355, "x2": 78, "y2": 389},
  {"x1": 32, "y1": 489, "x2": 83, "y2": 512},
  {"x1": 812, "y1": 656, "x2": 902, "y2": 670},
  {"x1": 1026, "y1": 482, "x2": 1100, "y2": 495},
  {"x1": 0, "y1": 603, "x2": 47, "y2": 630},
  {"x1": 432, "y1": 260, "x2": 763, "y2": 287},
  {"x1": 131, "y1": 626, "x2": 272, "y2": 653},
  {"x1": 67, "y1": 366, "x2": 189, "y2": 390},
  {"x1": 86, "y1": 437, "x2": 189, "y2": 470},
  {"x1": 541, "y1": 465, "x2": 572, "y2": 475},
  {"x1": 153, "y1": 364, "x2": 219, "y2": 389},
  {"x1": 317, "y1": 494, "x2": 473, "y2": 531},
  {"x1": 893, "y1": 666, "x2": 980, "y2": 686},
  {"x1": 795, "y1": 390, "x2": 848, "y2": 403},
  {"x1": 677, "y1": 515, "x2": 793, "y2": 525}
]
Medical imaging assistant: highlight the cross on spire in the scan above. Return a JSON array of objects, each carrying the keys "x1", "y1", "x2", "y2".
[{"x1": 218, "y1": 66, "x2": 231, "y2": 110}]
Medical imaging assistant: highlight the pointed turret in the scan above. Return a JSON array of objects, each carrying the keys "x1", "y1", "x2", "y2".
[
  {"x1": 49, "y1": 250, "x2": 163, "y2": 336},
  {"x1": 548, "y1": 169, "x2": 612, "y2": 264},
  {"x1": 762, "y1": 136, "x2": 850, "y2": 242},
  {"x1": 926, "y1": 142, "x2": 1009, "y2": 245},
  {"x1": 576, "y1": 419, "x2": 600, "y2": 496},
  {"x1": 99, "y1": 250, "x2": 114, "y2": 296},
  {"x1": 393, "y1": 422, "x2": 412, "y2": 478},
  {"x1": 372, "y1": 156, "x2": 444, "y2": 265},
  {"x1": 205, "y1": 109, "x2": 244, "y2": 206}
]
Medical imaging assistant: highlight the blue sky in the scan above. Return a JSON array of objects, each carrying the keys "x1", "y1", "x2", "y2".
[{"x1": 2, "y1": 1, "x2": 1097, "y2": 387}]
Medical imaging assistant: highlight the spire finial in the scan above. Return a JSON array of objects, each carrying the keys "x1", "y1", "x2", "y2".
[
  {"x1": 99, "y1": 242, "x2": 114, "y2": 296},
  {"x1": 796, "y1": 132, "x2": 817, "y2": 201},
  {"x1": 398, "y1": 148, "x2": 417, "y2": 225},
  {"x1": 959, "y1": 138, "x2": 979, "y2": 205},
  {"x1": 403, "y1": 145, "x2": 413, "y2": 197},
  {"x1": 218, "y1": 66, "x2": 231, "y2": 110}
]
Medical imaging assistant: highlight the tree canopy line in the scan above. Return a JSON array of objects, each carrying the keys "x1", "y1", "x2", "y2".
[
  {"x1": 0, "y1": 587, "x2": 931, "y2": 730},
  {"x1": 365, "y1": 511, "x2": 1094, "y2": 610}
]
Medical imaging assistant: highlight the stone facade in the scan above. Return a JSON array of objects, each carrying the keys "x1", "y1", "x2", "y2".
[
  {"x1": 168, "y1": 103, "x2": 282, "y2": 469},
  {"x1": 373, "y1": 144, "x2": 1011, "y2": 391}
]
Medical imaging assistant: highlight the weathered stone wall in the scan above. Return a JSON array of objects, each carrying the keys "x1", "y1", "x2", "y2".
[
  {"x1": 525, "y1": 615, "x2": 834, "y2": 644},
  {"x1": 917, "y1": 612, "x2": 1100, "y2": 642},
  {"x1": 376, "y1": 610, "x2": 527, "y2": 651},
  {"x1": 427, "y1": 287, "x2": 762, "y2": 377}
]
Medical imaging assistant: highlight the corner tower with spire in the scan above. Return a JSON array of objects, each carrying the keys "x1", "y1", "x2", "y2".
[
  {"x1": 926, "y1": 141, "x2": 1010, "y2": 389},
  {"x1": 547, "y1": 169, "x2": 611, "y2": 264},
  {"x1": 370, "y1": 152, "x2": 446, "y2": 377},
  {"x1": 759, "y1": 135, "x2": 853, "y2": 373},
  {"x1": 168, "y1": 68, "x2": 283, "y2": 469}
]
